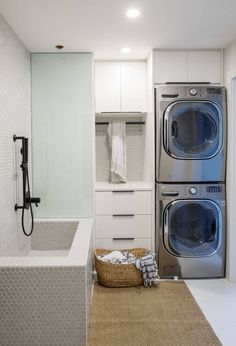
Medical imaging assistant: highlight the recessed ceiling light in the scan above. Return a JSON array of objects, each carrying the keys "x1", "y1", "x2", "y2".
[
  {"x1": 126, "y1": 8, "x2": 141, "y2": 18},
  {"x1": 120, "y1": 47, "x2": 131, "y2": 54}
]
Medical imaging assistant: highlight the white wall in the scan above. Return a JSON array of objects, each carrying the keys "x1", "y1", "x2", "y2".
[
  {"x1": 144, "y1": 53, "x2": 155, "y2": 184},
  {"x1": 0, "y1": 14, "x2": 31, "y2": 255},
  {"x1": 146, "y1": 52, "x2": 155, "y2": 251},
  {"x1": 224, "y1": 40, "x2": 236, "y2": 282}
]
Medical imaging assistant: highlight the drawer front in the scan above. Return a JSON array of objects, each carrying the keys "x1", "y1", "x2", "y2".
[
  {"x1": 95, "y1": 191, "x2": 152, "y2": 215},
  {"x1": 95, "y1": 238, "x2": 152, "y2": 250},
  {"x1": 96, "y1": 215, "x2": 151, "y2": 239}
]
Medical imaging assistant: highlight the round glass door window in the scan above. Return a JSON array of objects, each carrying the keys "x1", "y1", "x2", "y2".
[
  {"x1": 164, "y1": 101, "x2": 223, "y2": 159},
  {"x1": 164, "y1": 200, "x2": 222, "y2": 257}
]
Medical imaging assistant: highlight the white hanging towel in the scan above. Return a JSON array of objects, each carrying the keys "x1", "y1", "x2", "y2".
[{"x1": 107, "y1": 121, "x2": 127, "y2": 183}]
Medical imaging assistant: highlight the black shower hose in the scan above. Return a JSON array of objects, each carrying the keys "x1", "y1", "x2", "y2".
[{"x1": 21, "y1": 167, "x2": 34, "y2": 236}]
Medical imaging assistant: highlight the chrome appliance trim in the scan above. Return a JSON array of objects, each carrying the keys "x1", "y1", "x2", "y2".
[
  {"x1": 164, "y1": 100, "x2": 223, "y2": 160},
  {"x1": 163, "y1": 199, "x2": 223, "y2": 258}
]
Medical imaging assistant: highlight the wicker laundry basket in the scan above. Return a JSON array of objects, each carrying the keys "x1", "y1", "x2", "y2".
[{"x1": 94, "y1": 248, "x2": 148, "y2": 288}]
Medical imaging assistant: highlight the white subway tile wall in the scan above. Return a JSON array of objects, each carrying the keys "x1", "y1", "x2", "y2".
[{"x1": 0, "y1": 14, "x2": 31, "y2": 255}]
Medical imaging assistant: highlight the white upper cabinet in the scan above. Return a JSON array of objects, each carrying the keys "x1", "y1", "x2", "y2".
[
  {"x1": 154, "y1": 51, "x2": 188, "y2": 84},
  {"x1": 95, "y1": 62, "x2": 121, "y2": 112},
  {"x1": 154, "y1": 50, "x2": 222, "y2": 84},
  {"x1": 188, "y1": 51, "x2": 222, "y2": 83},
  {"x1": 121, "y1": 62, "x2": 147, "y2": 112},
  {"x1": 95, "y1": 61, "x2": 147, "y2": 113}
]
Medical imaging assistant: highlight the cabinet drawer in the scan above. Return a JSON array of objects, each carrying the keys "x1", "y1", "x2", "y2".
[
  {"x1": 95, "y1": 238, "x2": 152, "y2": 250},
  {"x1": 96, "y1": 215, "x2": 151, "y2": 239},
  {"x1": 95, "y1": 191, "x2": 152, "y2": 215}
]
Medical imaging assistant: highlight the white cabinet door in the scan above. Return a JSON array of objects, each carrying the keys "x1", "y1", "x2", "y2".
[
  {"x1": 154, "y1": 51, "x2": 188, "y2": 83},
  {"x1": 121, "y1": 62, "x2": 147, "y2": 112},
  {"x1": 95, "y1": 62, "x2": 121, "y2": 113},
  {"x1": 188, "y1": 50, "x2": 222, "y2": 83}
]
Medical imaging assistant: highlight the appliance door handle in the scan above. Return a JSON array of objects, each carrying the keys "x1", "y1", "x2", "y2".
[
  {"x1": 164, "y1": 118, "x2": 169, "y2": 152},
  {"x1": 164, "y1": 208, "x2": 169, "y2": 237},
  {"x1": 205, "y1": 209, "x2": 217, "y2": 242},
  {"x1": 209, "y1": 220, "x2": 217, "y2": 242},
  {"x1": 163, "y1": 206, "x2": 177, "y2": 256},
  {"x1": 171, "y1": 121, "x2": 178, "y2": 138}
]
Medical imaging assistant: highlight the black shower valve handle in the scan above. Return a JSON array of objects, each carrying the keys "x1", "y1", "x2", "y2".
[{"x1": 26, "y1": 197, "x2": 41, "y2": 207}]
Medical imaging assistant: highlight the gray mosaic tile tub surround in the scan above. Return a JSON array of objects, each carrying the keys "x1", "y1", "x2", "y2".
[
  {"x1": 0, "y1": 220, "x2": 94, "y2": 346},
  {"x1": 31, "y1": 220, "x2": 78, "y2": 250}
]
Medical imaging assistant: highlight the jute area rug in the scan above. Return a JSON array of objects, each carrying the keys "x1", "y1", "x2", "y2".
[{"x1": 88, "y1": 282, "x2": 221, "y2": 346}]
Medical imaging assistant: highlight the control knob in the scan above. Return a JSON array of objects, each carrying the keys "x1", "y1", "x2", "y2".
[
  {"x1": 189, "y1": 187, "x2": 197, "y2": 195},
  {"x1": 189, "y1": 88, "x2": 197, "y2": 96}
]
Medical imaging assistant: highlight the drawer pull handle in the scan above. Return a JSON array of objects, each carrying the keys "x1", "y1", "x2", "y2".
[
  {"x1": 112, "y1": 190, "x2": 135, "y2": 193},
  {"x1": 112, "y1": 238, "x2": 135, "y2": 241},
  {"x1": 112, "y1": 214, "x2": 135, "y2": 217}
]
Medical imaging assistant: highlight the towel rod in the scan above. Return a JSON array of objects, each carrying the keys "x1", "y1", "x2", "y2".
[{"x1": 95, "y1": 121, "x2": 145, "y2": 125}]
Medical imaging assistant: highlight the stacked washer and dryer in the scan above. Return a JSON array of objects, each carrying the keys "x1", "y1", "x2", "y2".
[{"x1": 155, "y1": 85, "x2": 227, "y2": 278}]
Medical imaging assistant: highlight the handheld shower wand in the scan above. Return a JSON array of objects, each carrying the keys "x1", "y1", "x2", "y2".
[{"x1": 13, "y1": 135, "x2": 41, "y2": 236}]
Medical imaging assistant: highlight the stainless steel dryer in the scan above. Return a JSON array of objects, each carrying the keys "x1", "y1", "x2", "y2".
[
  {"x1": 156, "y1": 183, "x2": 225, "y2": 278},
  {"x1": 155, "y1": 85, "x2": 227, "y2": 182}
]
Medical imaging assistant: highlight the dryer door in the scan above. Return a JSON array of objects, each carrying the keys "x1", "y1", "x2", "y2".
[
  {"x1": 164, "y1": 101, "x2": 223, "y2": 159},
  {"x1": 163, "y1": 199, "x2": 222, "y2": 257}
]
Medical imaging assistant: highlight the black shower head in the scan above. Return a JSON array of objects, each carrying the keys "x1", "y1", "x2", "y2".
[
  {"x1": 13, "y1": 135, "x2": 28, "y2": 164},
  {"x1": 22, "y1": 137, "x2": 28, "y2": 164}
]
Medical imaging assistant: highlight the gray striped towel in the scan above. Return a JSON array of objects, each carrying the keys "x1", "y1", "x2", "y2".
[{"x1": 135, "y1": 252, "x2": 160, "y2": 287}]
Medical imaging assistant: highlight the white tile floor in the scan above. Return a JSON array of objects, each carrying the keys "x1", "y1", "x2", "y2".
[{"x1": 186, "y1": 279, "x2": 236, "y2": 346}]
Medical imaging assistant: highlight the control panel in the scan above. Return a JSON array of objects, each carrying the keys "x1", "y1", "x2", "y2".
[
  {"x1": 159, "y1": 183, "x2": 225, "y2": 200},
  {"x1": 158, "y1": 85, "x2": 225, "y2": 101}
]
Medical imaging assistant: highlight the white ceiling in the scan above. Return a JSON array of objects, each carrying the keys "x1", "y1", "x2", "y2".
[{"x1": 0, "y1": 0, "x2": 236, "y2": 59}]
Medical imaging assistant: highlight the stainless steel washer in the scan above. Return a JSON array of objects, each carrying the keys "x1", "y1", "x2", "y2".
[
  {"x1": 156, "y1": 183, "x2": 226, "y2": 278},
  {"x1": 155, "y1": 85, "x2": 227, "y2": 182}
]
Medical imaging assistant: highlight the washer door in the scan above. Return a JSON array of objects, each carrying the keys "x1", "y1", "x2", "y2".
[
  {"x1": 163, "y1": 200, "x2": 222, "y2": 257},
  {"x1": 164, "y1": 101, "x2": 223, "y2": 159}
]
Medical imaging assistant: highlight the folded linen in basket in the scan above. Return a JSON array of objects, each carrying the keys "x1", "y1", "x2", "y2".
[
  {"x1": 107, "y1": 121, "x2": 127, "y2": 183},
  {"x1": 98, "y1": 251, "x2": 136, "y2": 264},
  {"x1": 135, "y1": 252, "x2": 160, "y2": 287}
]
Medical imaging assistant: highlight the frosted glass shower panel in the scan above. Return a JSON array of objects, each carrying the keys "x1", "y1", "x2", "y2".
[{"x1": 31, "y1": 53, "x2": 93, "y2": 217}]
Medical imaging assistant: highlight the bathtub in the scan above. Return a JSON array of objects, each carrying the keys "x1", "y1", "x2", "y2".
[{"x1": 0, "y1": 218, "x2": 94, "y2": 346}]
